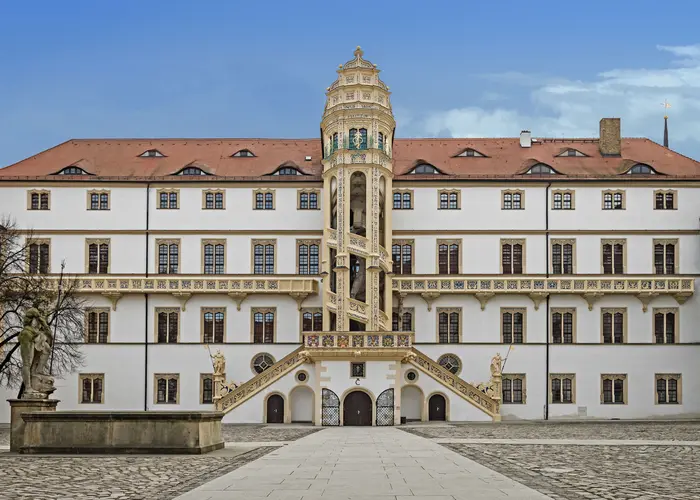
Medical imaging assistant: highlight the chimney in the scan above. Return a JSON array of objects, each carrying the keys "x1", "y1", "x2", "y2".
[
  {"x1": 599, "y1": 118, "x2": 621, "y2": 156},
  {"x1": 520, "y1": 130, "x2": 532, "y2": 148}
]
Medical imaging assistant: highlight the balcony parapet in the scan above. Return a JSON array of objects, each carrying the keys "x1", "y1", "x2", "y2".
[
  {"x1": 302, "y1": 332, "x2": 412, "y2": 359},
  {"x1": 392, "y1": 275, "x2": 695, "y2": 312},
  {"x1": 44, "y1": 275, "x2": 318, "y2": 312}
]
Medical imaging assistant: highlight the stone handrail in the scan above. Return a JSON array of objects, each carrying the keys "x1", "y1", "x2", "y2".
[
  {"x1": 216, "y1": 347, "x2": 307, "y2": 413},
  {"x1": 408, "y1": 348, "x2": 499, "y2": 420},
  {"x1": 303, "y1": 332, "x2": 413, "y2": 349}
]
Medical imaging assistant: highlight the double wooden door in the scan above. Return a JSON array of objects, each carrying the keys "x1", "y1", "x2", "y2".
[{"x1": 343, "y1": 391, "x2": 372, "y2": 426}]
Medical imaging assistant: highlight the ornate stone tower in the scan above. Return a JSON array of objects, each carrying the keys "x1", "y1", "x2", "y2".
[{"x1": 320, "y1": 47, "x2": 395, "y2": 332}]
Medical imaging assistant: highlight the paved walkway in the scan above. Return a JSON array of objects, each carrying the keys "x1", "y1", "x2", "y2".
[{"x1": 175, "y1": 427, "x2": 553, "y2": 500}]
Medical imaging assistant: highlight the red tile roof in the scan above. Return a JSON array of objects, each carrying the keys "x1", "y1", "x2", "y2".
[{"x1": 1, "y1": 137, "x2": 698, "y2": 181}]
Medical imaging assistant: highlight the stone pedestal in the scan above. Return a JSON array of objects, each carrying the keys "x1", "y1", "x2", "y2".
[{"x1": 8, "y1": 399, "x2": 60, "y2": 452}]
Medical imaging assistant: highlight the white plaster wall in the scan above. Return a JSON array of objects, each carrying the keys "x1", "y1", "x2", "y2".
[
  {"x1": 321, "y1": 360, "x2": 396, "y2": 406},
  {"x1": 290, "y1": 385, "x2": 314, "y2": 422},
  {"x1": 400, "y1": 385, "x2": 422, "y2": 420}
]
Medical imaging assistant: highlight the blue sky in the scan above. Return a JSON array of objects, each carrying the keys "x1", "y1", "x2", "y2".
[{"x1": 1, "y1": 0, "x2": 699, "y2": 167}]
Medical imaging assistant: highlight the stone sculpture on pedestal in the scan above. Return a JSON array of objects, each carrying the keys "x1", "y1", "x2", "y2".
[{"x1": 18, "y1": 299, "x2": 55, "y2": 399}]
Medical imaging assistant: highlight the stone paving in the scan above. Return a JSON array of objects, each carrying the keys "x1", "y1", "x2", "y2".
[
  {"x1": 222, "y1": 424, "x2": 321, "y2": 443},
  {"x1": 0, "y1": 424, "x2": 8, "y2": 446}
]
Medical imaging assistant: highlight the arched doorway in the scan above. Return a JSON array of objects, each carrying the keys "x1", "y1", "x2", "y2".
[
  {"x1": 290, "y1": 386, "x2": 314, "y2": 423},
  {"x1": 401, "y1": 386, "x2": 423, "y2": 422},
  {"x1": 343, "y1": 391, "x2": 372, "y2": 426},
  {"x1": 428, "y1": 394, "x2": 446, "y2": 421},
  {"x1": 266, "y1": 394, "x2": 284, "y2": 423}
]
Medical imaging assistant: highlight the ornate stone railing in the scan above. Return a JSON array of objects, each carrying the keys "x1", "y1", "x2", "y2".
[
  {"x1": 393, "y1": 276, "x2": 695, "y2": 312},
  {"x1": 303, "y1": 332, "x2": 413, "y2": 350},
  {"x1": 44, "y1": 275, "x2": 319, "y2": 312},
  {"x1": 348, "y1": 234, "x2": 370, "y2": 256},
  {"x1": 326, "y1": 228, "x2": 338, "y2": 247},
  {"x1": 347, "y1": 297, "x2": 369, "y2": 320},
  {"x1": 322, "y1": 148, "x2": 392, "y2": 169},
  {"x1": 407, "y1": 348, "x2": 500, "y2": 420},
  {"x1": 216, "y1": 347, "x2": 307, "y2": 414}
]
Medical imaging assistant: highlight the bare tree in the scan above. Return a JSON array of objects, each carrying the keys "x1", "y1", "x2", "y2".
[{"x1": 0, "y1": 216, "x2": 86, "y2": 393}]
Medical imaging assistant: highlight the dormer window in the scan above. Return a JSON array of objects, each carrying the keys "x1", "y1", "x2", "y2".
[
  {"x1": 232, "y1": 149, "x2": 255, "y2": 157},
  {"x1": 56, "y1": 166, "x2": 89, "y2": 175},
  {"x1": 177, "y1": 166, "x2": 208, "y2": 176},
  {"x1": 273, "y1": 167, "x2": 302, "y2": 176},
  {"x1": 409, "y1": 164, "x2": 441, "y2": 175},
  {"x1": 558, "y1": 149, "x2": 587, "y2": 157},
  {"x1": 627, "y1": 163, "x2": 657, "y2": 175},
  {"x1": 526, "y1": 163, "x2": 557, "y2": 175},
  {"x1": 140, "y1": 149, "x2": 165, "y2": 158},
  {"x1": 456, "y1": 148, "x2": 485, "y2": 157}
]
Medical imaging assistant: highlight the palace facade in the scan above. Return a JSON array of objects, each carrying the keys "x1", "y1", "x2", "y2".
[{"x1": 1, "y1": 48, "x2": 698, "y2": 424}]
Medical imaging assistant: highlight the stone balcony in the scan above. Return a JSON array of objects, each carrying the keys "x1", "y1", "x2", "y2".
[
  {"x1": 302, "y1": 332, "x2": 413, "y2": 359},
  {"x1": 392, "y1": 275, "x2": 695, "y2": 312}
]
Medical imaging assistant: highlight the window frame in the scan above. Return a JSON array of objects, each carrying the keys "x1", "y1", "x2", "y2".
[
  {"x1": 653, "y1": 189, "x2": 677, "y2": 210},
  {"x1": 652, "y1": 307, "x2": 678, "y2": 344},
  {"x1": 252, "y1": 188, "x2": 276, "y2": 210},
  {"x1": 436, "y1": 239, "x2": 462, "y2": 274},
  {"x1": 550, "y1": 238, "x2": 576, "y2": 275},
  {"x1": 601, "y1": 190, "x2": 626, "y2": 210},
  {"x1": 551, "y1": 189, "x2": 575, "y2": 210},
  {"x1": 296, "y1": 239, "x2": 321, "y2": 275},
  {"x1": 155, "y1": 239, "x2": 181, "y2": 274},
  {"x1": 251, "y1": 239, "x2": 277, "y2": 275},
  {"x1": 297, "y1": 189, "x2": 320, "y2": 210},
  {"x1": 437, "y1": 353, "x2": 462, "y2": 375},
  {"x1": 201, "y1": 239, "x2": 226, "y2": 275},
  {"x1": 392, "y1": 239, "x2": 414, "y2": 275},
  {"x1": 200, "y1": 307, "x2": 226, "y2": 343},
  {"x1": 27, "y1": 190, "x2": 51, "y2": 211},
  {"x1": 300, "y1": 307, "x2": 323, "y2": 338},
  {"x1": 86, "y1": 190, "x2": 111, "y2": 211},
  {"x1": 655, "y1": 373, "x2": 682, "y2": 405},
  {"x1": 251, "y1": 307, "x2": 277, "y2": 343},
  {"x1": 501, "y1": 190, "x2": 525, "y2": 210},
  {"x1": 436, "y1": 307, "x2": 462, "y2": 344},
  {"x1": 350, "y1": 362, "x2": 366, "y2": 378},
  {"x1": 27, "y1": 238, "x2": 51, "y2": 274},
  {"x1": 84, "y1": 308, "x2": 110, "y2": 344},
  {"x1": 251, "y1": 353, "x2": 276, "y2": 374},
  {"x1": 437, "y1": 189, "x2": 461, "y2": 210},
  {"x1": 78, "y1": 373, "x2": 105, "y2": 404},
  {"x1": 551, "y1": 308, "x2": 576, "y2": 344},
  {"x1": 549, "y1": 374, "x2": 576, "y2": 404},
  {"x1": 601, "y1": 308, "x2": 627, "y2": 344},
  {"x1": 501, "y1": 308, "x2": 527, "y2": 344},
  {"x1": 85, "y1": 238, "x2": 110, "y2": 274},
  {"x1": 154, "y1": 373, "x2": 180, "y2": 404},
  {"x1": 502, "y1": 374, "x2": 526, "y2": 404},
  {"x1": 392, "y1": 189, "x2": 413, "y2": 210},
  {"x1": 202, "y1": 189, "x2": 226, "y2": 210},
  {"x1": 601, "y1": 374, "x2": 627, "y2": 405},
  {"x1": 156, "y1": 188, "x2": 180, "y2": 210},
  {"x1": 601, "y1": 239, "x2": 626, "y2": 275},
  {"x1": 653, "y1": 238, "x2": 678, "y2": 275},
  {"x1": 500, "y1": 239, "x2": 526, "y2": 274},
  {"x1": 200, "y1": 373, "x2": 216, "y2": 404},
  {"x1": 391, "y1": 307, "x2": 415, "y2": 332},
  {"x1": 154, "y1": 307, "x2": 180, "y2": 343}
]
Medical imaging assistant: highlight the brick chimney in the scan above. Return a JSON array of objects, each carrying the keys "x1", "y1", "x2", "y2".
[{"x1": 599, "y1": 118, "x2": 621, "y2": 156}]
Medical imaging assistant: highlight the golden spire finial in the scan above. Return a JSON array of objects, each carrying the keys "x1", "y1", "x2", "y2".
[
  {"x1": 354, "y1": 46, "x2": 363, "y2": 58},
  {"x1": 661, "y1": 99, "x2": 671, "y2": 119}
]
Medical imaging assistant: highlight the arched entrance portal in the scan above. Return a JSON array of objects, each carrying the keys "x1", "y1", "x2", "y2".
[
  {"x1": 266, "y1": 394, "x2": 284, "y2": 423},
  {"x1": 343, "y1": 391, "x2": 372, "y2": 426},
  {"x1": 428, "y1": 394, "x2": 446, "y2": 421},
  {"x1": 401, "y1": 385, "x2": 423, "y2": 422}
]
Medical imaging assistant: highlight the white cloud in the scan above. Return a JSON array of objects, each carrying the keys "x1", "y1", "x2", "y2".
[{"x1": 418, "y1": 45, "x2": 700, "y2": 158}]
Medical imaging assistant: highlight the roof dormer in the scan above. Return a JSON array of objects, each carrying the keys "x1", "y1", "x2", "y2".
[
  {"x1": 232, "y1": 149, "x2": 255, "y2": 157},
  {"x1": 175, "y1": 166, "x2": 210, "y2": 176},
  {"x1": 525, "y1": 163, "x2": 558, "y2": 175},
  {"x1": 54, "y1": 166, "x2": 91, "y2": 175},
  {"x1": 139, "y1": 149, "x2": 165, "y2": 158},
  {"x1": 455, "y1": 148, "x2": 486, "y2": 157},
  {"x1": 409, "y1": 163, "x2": 442, "y2": 174},
  {"x1": 272, "y1": 166, "x2": 303, "y2": 176},
  {"x1": 625, "y1": 163, "x2": 658, "y2": 175},
  {"x1": 557, "y1": 148, "x2": 588, "y2": 157}
]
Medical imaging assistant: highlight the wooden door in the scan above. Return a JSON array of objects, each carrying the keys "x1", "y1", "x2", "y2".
[
  {"x1": 428, "y1": 394, "x2": 446, "y2": 421},
  {"x1": 343, "y1": 391, "x2": 372, "y2": 426},
  {"x1": 266, "y1": 394, "x2": 284, "y2": 423}
]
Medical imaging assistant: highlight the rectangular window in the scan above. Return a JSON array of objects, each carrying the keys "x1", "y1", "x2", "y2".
[
  {"x1": 156, "y1": 308, "x2": 179, "y2": 343},
  {"x1": 85, "y1": 309, "x2": 109, "y2": 343},
  {"x1": 202, "y1": 240, "x2": 225, "y2": 274},
  {"x1": 253, "y1": 240, "x2": 276, "y2": 274},
  {"x1": 502, "y1": 308, "x2": 526, "y2": 344},
  {"x1": 502, "y1": 374, "x2": 525, "y2": 404},
  {"x1": 551, "y1": 240, "x2": 574, "y2": 274},
  {"x1": 501, "y1": 240, "x2": 524, "y2": 274},
  {"x1": 437, "y1": 308, "x2": 461, "y2": 343},
  {"x1": 298, "y1": 190, "x2": 319, "y2": 210},
  {"x1": 656, "y1": 374, "x2": 681, "y2": 404},
  {"x1": 602, "y1": 190, "x2": 625, "y2": 210},
  {"x1": 654, "y1": 190, "x2": 676, "y2": 210},
  {"x1": 252, "y1": 308, "x2": 275, "y2": 343},
  {"x1": 502, "y1": 190, "x2": 524, "y2": 210},
  {"x1": 601, "y1": 374, "x2": 626, "y2": 404},
  {"x1": 28, "y1": 191, "x2": 50, "y2": 211},
  {"x1": 392, "y1": 240, "x2": 413, "y2": 275},
  {"x1": 392, "y1": 308, "x2": 414, "y2": 332},
  {"x1": 156, "y1": 240, "x2": 180, "y2": 274},
  {"x1": 602, "y1": 308, "x2": 626, "y2": 344},
  {"x1": 297, "y1": 240, "x2": 320, "y2": 274},
  {"x1": 438, "y1": 190, "x2": 460, "y2": 210},
  {"x1": 437, "y1": 240, "x2": 460, "y2": 274},
  {"x1": 203, "y1": 190, "x2": 225, "y2": 210},
  {"x1": 157, "y1": 190, "x2": 179, "y2": 209},
  {"x1": 653, "y1": 308, "x2": 677, "y2": 344},
  {"x1": 201, "y1": 374, "x2": 214, "y2": 404},
  {"x1": 87, "y1": 239, "x2": 110, "y2": 274},
  {"x1": 79, "y1": 374, "x2": 104, "y2": 404},
  {"x1": 350, "y1": 362, "x2": 366, "y2": 378},
  {"x1": 202, "y1": 308, "x2": 225, "y2": 343},
  {"x1": 254, "y1": 190, "x2": 275, "y2": 210},
  {"x1": 552, "y1": 190, "x2": 574, "y2": 210},
  {"x1": 393, "y1": 190, "x2": 413, "y2": 210},
  {"x1": 28, "y1": 241, "x2": 50, "y2": 274},
  {"x1": 653, "y1": 240, "x2": 677, "y2": 275},
  {"x1": 88, "y1": 191, "x2": 110, "y2": 211},
  {"x1": 155, "y1": 374, "x2": 179, "y2": 404},
  {"x1": 301, "y1": 308, "x2": 323, "y2": 332},
  {"x1": 551, "y1": 308, "x2": 575, "y2": 343},
  {"x1": 602, "y1": 240, "x2": 625, "y2": 274},
  {"x1": 550, "y1": 374, "x2": 575, "y2": 404}
]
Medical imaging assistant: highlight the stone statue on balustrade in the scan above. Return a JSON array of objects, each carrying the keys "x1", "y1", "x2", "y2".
[{"x1": 18, "y1": 298, "x2": 55, "y2": 399}]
